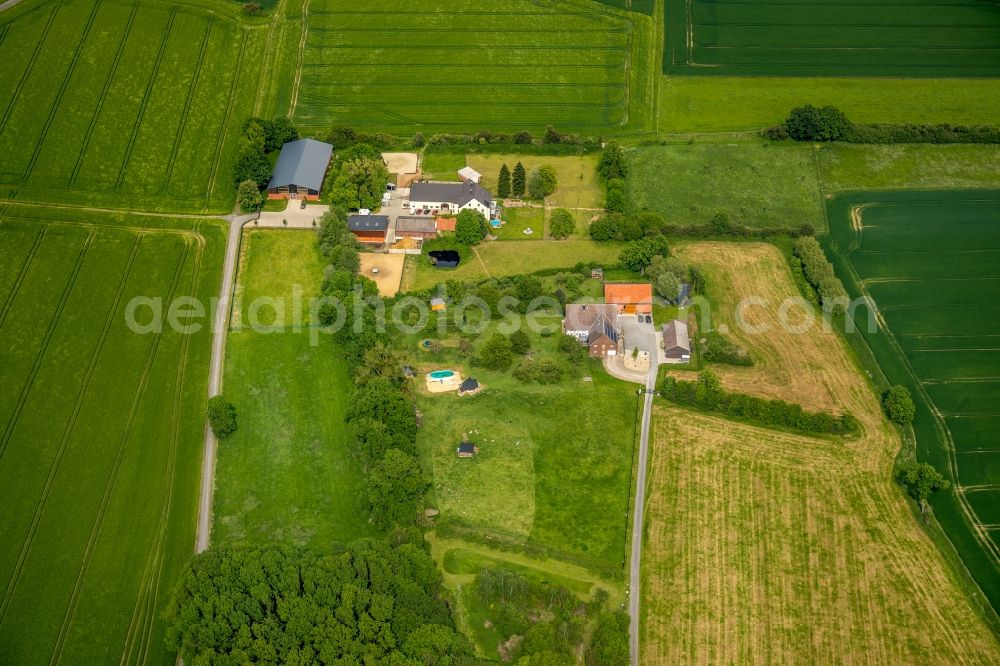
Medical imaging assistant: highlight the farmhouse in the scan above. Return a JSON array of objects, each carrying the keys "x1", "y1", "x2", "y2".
[
  {"x1": 266, "y1": 138, "x2": 334, "y2": 200},
  {"x1": 348, "y1": 214, "x2": 389, "y2": 243},
  {"x1": 661, "y1": 319, "x2": 691, "y2": 362},
  {"x1": 563, "y1": 304, "x2": 622, "y2": 357},
  {"x1": 605, "y1": 283, "x2": 653, "y2": 315},
  {"x1": 409, "y1": 181, "x2": 494, "y2": 218},
  {"x1": 394, "y1": 216, "x2": 438, "y2": 240}
]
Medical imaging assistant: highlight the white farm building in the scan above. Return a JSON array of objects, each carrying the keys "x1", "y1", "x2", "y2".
[{"x1": 408, "y1": 181, "x2": 494, "y2": 219}]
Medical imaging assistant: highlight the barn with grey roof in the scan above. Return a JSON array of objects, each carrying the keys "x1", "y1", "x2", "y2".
[{"x1": 266, "y1": 139, "x2": 334, "y2": 200}]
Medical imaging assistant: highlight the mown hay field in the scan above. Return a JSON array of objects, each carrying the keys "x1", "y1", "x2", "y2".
[
  {"x1": 642, "y1": 241, "x2": 1000, "y2": 663},
  {"x1": 289, "y1": 0, "x2": 657, "y2": 133},
  {"x1": 0, "y1": 209, "x2": 224, "y2": 664},
  {"x1": 0, "y1": 0, "x2": 264, "y2": 213},
  {"x1": 826, "y1": 190, "x2": 1000, "y2": 616},
  {"x1": 663, "y1": 0, "x2": 1000, "y2": 76}
]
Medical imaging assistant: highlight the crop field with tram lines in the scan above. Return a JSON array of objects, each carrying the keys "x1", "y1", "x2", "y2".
[
  {"x1": 284, "y1": 0, "x2": 657, "y2": 134},
  {"x1": 663, "y1": 0, "x2": 1000, "y2": 77},
  {"x1": 0, "y1": 0, "x2": 265, "y2": 214},
  {"x1": 0, "y1": 207, "x2": 224, "y2": 664},
  {"x1": 826, "y1": 190, "x2": 1000, "y2": 616}
]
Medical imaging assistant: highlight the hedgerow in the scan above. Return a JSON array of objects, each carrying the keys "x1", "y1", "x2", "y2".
[{"x1": 793, "y1": 237, "x2": 849, "y2": 313}]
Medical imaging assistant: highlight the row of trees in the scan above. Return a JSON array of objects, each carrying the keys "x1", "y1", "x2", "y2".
[
  {"x1": 660, "y1": 370, "x2": 860, "y2": 436},
  {"x1": 598, "y1": 143, "x2": 629, "y2": 213},
  {"x1": 423, "y1": 125, "x2": 601, "y2": 148},
  {"x1": 165, "y1": 541, "x2": 473, "y2": 662},
  {"x1": 770, "y1": 105, "x2": 1000, "y2": 144},
  {"x1": 233, "y1": 116, "x2": 299, "y2": 210},
  {"x1": 793, "y1": 237, "x2": 849, "y2": 313},
  {"x1": 496, "y1": 162, "x2": 557, "y2": 200}
]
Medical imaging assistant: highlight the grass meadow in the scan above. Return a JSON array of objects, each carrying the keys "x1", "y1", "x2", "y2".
[
  {"x1": 413, "y1": 332, "x2": 639, "y2": 574},
  {"x1": 817, "y1": 144, "x2": 1000, "y2": 192},
  {"x1": 628, "y1": 143, "x2": 824, "y2": 230},
  {"x1": 0, "y1": 0, "x2": 265, "y2": 213},
  {"x1": 643, "y1": 241, "x2": 1000, "y2": 662},
  {"x1": 214, "y1": 230, "x2": 375, "y2": 549},
  {"x1": 0, "y1": 210, "x2": 224, "y2": 664},
  {"x1": 288, "y1": 0, "x2": 657, "y2": 133},
  {"x1": 660, "y1": 77, "x2": 1000, "y2": 134},
  {"x1": 662, "y1": 0, "x2": 1000, "y2": 76},
  {"x1": 825, "y1": 190, "x2": 1000, "y2": 617},
  {"x1": 466, "y1": 155, "x2": 604, "y2": 209}
]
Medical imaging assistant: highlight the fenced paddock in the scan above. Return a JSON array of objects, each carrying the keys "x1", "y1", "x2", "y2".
[{"x1": 663, "y1": 0, "x2": 1000, "y2": 77}]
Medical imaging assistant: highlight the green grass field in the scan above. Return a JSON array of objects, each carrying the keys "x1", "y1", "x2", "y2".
[
  {"x1": 402, "y1": 239, "x2": 624, "y2": 292},
  {"x1": 628, "y1": 143, "x2": 824, "y2": 229},
  {"x1": 660, "y1": 77, "x2": 1000, "y2": 133},
  {"x1": 663, "y1": 0, "x2": 1000, "y2": 76},
  {"x1": 287, "y1": 0, "x2": 657, "y2": 133},
  {"x1": 495, "y1": 207, "x2": 544, "y2": 240},
  {"x1": 825, "y1": 189, "x2": 1000, "y2": 617},
  {"x1": 214, "y1": 230, "x2": 375, "y2": 549},
  {"x1": 817, "y1": 144, "x2": 1000, "y2": 193},
  {"x1": 0, "y1": 0, "x2": 264, "y2": 213},
  {"x1": 416, "y1": 347, "x2": 638, "y2": 573},
  {"x1": 0, "y1": 210, "x2": 224, "y2": 664},
  {"x1": 466, "y1": 154, "x2": 604, "y2": 209}
]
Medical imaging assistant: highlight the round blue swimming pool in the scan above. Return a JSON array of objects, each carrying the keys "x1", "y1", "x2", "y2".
[{"x1": 429, "y1": 370, "x2": 455, "y2": 380}]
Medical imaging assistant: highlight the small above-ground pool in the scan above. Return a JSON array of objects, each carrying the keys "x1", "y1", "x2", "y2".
[
  {"x1": 425, "y1": 369, "x2": 463, "y2": 393},
  {"x1": 429, "y1": 250, "x2": 460, "y2": 268},
  {"x1": 429, "y1": 370, "x2": 455, "y2": 380},
  {"x1": 490, "y1": 218, "x2": 502, "y2": 228}
]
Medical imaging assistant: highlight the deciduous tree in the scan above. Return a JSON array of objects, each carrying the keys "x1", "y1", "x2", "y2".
[
  {"x1": 549, "y1": 208, "x2": 575, "y2": 239},
  {"x1": 882, "y1": 385, "x2": 916, "y2": 425},
  {"x1": 206, "y1": 395, "x2": 237, "y2": 438},
  {"x1": 455, "y1": 209, "x2": 488, "y2": 245},
  {"x1": 898, "y1": 461, "x2": 949, "y2": 522}
]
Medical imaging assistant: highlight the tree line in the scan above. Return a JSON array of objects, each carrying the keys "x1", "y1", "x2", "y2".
[
  {"x1": 165, "y1": 541, "x2": 474, "y2": 663},
  {"x1": 660, "y1": 370, "x2": 860, "y2": 436},
  {"x1": 768, "y1": 105, "x2": 1000, "y2": 144},
  {"x1": 793, "y1": 237, "x2": 849, "y2": 314}
]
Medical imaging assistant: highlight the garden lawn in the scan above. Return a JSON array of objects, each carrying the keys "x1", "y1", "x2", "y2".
[
  {"x1": 420, "y1": 152, "x2": 466, "y2": 181},
  {"x1": 628, "y1": 144, "x2": 824, "y2": 230},
  {"x1": 0, "y1": 0, "x2": 265, "y2": 213},
  {"x1": 660, "y1": 77, "x2": 1000, "y2": 134},
  {"x1": 495, "y1": 207, "x2": 543, "y2": 240},
  {"x1": 0, "y1": 213, "x2": 224, "y2": 665},
  {"x1": 214, "y1": 229, "x2": 374, "y2": 548},
  {"x1": 467, "y1": 154, "x2": 604, "y2": 209},
  {"x1": 403, "y1": 240, "x2": 624, "y2": 292}
]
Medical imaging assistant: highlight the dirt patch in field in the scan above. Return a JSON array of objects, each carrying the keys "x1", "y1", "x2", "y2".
[
  {"x1": 642, "y1": 242, "x2": 1000, "y2": 663},
  {"x1": 358, "y1": 253, "x2": 404, "y2": 296}
]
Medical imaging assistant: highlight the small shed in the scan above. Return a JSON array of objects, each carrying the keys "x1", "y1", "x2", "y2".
[
  {"x1": 402, "y1": 365, "x2": 415, "y2": 378},
  {"x1": 457, "y1": 166, "x2": 482, "y2": 184},
  {"x1": 591, "y1": 266, "x2": 604, "y2": 280},
  {"x1": 458, "y1": 377, "x2": 481, "y2": 396},
  {"x1": 662, "y1": 319, "x2": 692, "y2": 362},
  {"x1": 457, "y1": 442, "x2": 479, "y2": 458},
  {"x1": 430, "y1": 297, "x2": 446, "y2": 312},
  {"x1": 348, "y1": 214, "x2": 389, "y2": 243}
]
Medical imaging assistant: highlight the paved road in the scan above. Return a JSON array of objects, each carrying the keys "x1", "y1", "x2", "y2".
[
  {"x1": 194, "y1": 215, "x2": 251, "y2": 553},
  {"x1": 629, "y1": 363, "x2": 657, "y2": 665}
]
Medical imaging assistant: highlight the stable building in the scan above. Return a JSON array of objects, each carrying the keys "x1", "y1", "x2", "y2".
[
  {"x1": 408, "y1": 181, "x2": 494, "y2": 218},
  {"x1": 604, "y1": 283, "x2": 653, "y2": 315},
  {"x1": 266, "y1": 139, "x2": 334, "y2": 200},
  {"x1": 348, "y1": 214, "x2": 389, "y2": 243}
]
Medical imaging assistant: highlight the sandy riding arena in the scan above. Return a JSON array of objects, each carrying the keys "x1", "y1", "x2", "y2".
[{"x1": 359, "y1": 253, "x2": 405, "y2": 296}]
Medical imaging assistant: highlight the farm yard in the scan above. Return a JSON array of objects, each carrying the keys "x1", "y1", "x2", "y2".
[
  {"x1": 215, "y1": 230, "x2": 374, "y2": 548},
  {"x1": 0, "y1": 210, "x2": 224, "y2": 664},
  {"x1": 287, "y1": 0, "x2": 657, "y2": 133},
  {"x1": 826, "y1": 190, "x2": 1000, "y2": 616},
  {"x1": 662, "y1": 0, "x2": 1000, "y2": 77},
  {"x1": 0, "y1": 0, "x2": 264, "y2": 213},
  {"x1": 643, "y1": 241, "x2": 1000, "y2": 662}
]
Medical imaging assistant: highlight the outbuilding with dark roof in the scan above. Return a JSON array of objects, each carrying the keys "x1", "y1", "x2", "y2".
[
  {"x1": 266, "y1": 139, "x2": 334, "y2": 200},
  {"x1": 348, "y1": 214, "x2": 389, "y2": 243}
]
